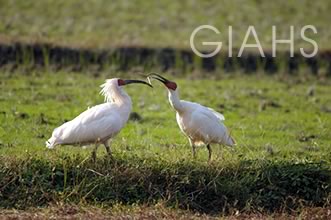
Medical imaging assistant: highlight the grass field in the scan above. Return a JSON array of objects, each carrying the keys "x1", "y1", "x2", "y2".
[
  {"x1": 1, "y1": 71, "x2": 331, "y2": 162},
  {"x1": 1, "y1": 0, "x2": 331, "y2": 218},
  {"x1": 0, "y1": 71, "x2": 330, "y2": 217},
  {"x1": 0, "y1": 0, "x2": 330, "y2": 50}
]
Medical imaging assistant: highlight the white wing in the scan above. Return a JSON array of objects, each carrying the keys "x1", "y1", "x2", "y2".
[
  {"x1": 189, "y1": 109, "x2": 232, "y2": 146},
  {"x1": 207, "y1": 107, "x2": 225, "y2": 121},
  {"x1": 48, "y1": 103, "x2": 124, "y2": 147},
  {"x1": 178, "y1": 101, "x2": 233, "y2": 146},
  {"x1": 181, "y1": 100, "x2": 225, "y2": 121}
]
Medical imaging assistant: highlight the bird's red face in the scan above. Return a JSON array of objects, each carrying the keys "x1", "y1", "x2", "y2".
[
  {"x1": 147, "y1": 73, "x2": 177, "y2": 91},
  {"x1": 117, "y1": 79, "x2": 126, "y2": 86},
  {"x1": 165, "y1": 81, "x2": 177, "y2": 90},
  {"x1": 117, "y1": 79, "x2": 153, "y2": 87}
]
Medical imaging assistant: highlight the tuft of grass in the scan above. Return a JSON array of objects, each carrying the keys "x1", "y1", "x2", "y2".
[{"x1": 0, "y1": 154, "x2": 330, "y2": 213}]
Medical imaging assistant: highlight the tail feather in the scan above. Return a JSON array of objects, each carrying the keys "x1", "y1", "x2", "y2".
[
  {"x1": 226, "y1": 128, "x2": 236, "y2": 146},
  {"x1": 46, "y1": 136, "x2": 57, "y2": 149},
  {"x1": 229, "y1": 135, "x2": 236, "y2": 146}
]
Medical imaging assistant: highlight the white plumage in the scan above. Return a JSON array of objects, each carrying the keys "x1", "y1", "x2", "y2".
[
  {"x1": 46, "y1": 78, "x2": 152, "y2": 160},
  {"x1": 148, "y1": 73, "x2": 235, "y2": 161}
]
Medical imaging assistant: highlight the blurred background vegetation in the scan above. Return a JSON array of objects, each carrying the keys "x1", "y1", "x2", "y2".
[{"x1": 0, "y1": 0, "x2": 330, "y2": 50}]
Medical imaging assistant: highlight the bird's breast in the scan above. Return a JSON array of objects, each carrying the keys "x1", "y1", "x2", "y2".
[{"x1": 176, "y1": 112, "x2": 193, "y2": 134}]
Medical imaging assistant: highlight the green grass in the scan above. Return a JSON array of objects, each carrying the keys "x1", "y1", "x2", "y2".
[
  {"x1": 1, "y1": 71, "x2": 331, "y2": 162},
  {"x1": 0, "y1": 71, "x2": 330, "y2": 213},
  {"x1": 0, "y1": 0, "x2": 330, "y2": 50}
]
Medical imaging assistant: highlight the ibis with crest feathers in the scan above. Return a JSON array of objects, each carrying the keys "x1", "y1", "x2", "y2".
[
  {"x1": 46, "y1": 78, "x2": 152, "y2": 161},
  {"x1": 147, "y1": 73, "x2": 236, "y2": 162}
]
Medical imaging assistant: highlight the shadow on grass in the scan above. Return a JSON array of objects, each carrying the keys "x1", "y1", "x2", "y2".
[{"x1": 0, "y1": 154, "x2": 330, "y2": 214}]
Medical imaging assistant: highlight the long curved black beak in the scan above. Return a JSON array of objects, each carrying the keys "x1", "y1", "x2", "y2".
[
  {"x1": 124, "y1": 79, "x2": 153, "y2": 88},
  {"x1": 146, "y1": 72, "x2": 169, "y2": 84}
]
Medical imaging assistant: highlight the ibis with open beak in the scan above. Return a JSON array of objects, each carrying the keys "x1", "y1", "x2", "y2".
[{"x1": 148, "y1": 73, "x2": 235, "y2": 162}]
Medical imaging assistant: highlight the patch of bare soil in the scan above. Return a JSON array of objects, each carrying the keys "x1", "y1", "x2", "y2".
[{"x1": 0, "y1": 205, "x2": 330, "y2": 220}]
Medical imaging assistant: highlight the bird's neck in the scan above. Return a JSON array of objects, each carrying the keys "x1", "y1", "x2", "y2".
[
  {"x1": 110, "y1": 87, "x2": 132, "y2": 115},
  {"x1": 168, "y1": 89, "x2": 183, "y2": 112}
]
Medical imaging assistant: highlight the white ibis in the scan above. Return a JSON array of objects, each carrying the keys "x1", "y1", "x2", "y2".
[
  {"x1": 46, "y1": 78, "x2": 152, "y2": 160},
  {"x1": 148, "y1": 73, "x2": 235, "y2": 162}
]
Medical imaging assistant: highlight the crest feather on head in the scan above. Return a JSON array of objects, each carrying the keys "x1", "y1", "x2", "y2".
[{"x1": 100, "y1": 79, "x2": 119, "y2": 103}]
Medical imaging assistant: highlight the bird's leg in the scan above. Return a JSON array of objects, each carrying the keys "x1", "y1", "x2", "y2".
[
  {"x1": 206, "y1": 144, "x2": 212, "y2": 162},
  {"x1": 104, "y1": 141, "x2": 112, "y2": 157},
  {"x1": 91, "y1": 143, "x2": 99, "y2": 162},
  {"x1": 189, "y1": 138, "x2": 196, "y2": 159}
]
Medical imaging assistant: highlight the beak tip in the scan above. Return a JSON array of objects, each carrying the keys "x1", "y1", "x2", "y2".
[{"x1": 148, "y1": 75, "x2": 167, "y2": 84}]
